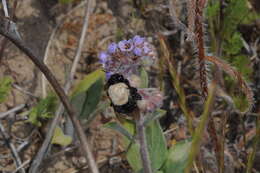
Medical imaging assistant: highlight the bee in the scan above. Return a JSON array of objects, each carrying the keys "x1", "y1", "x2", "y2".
[{"x1": 106, "y1": 73, "x2": 142, "y2": 114}]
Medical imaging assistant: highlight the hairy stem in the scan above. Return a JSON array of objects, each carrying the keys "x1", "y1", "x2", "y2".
[
  {"x1": 195, "y1": 0, "x2": 208, "y2": 98},
  {"x1": 134, "y1": 111, "x2": 153, "y2": 173}
]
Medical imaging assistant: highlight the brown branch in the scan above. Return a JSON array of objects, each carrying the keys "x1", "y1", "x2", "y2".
[
  {"x1": 29, "y1": 0, "x2": 94, "y2": 172},
  {"x1": 0, "y1": 19, "x2": 99, "y2": 173}
]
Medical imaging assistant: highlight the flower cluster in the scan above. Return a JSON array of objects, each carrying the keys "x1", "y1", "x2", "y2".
[
  {"x1": 99, "y1": 35, "x2": 162, "y2": 113},
  {"x1": 99, "y1": 35, "x2": 157, "y2": 79}
]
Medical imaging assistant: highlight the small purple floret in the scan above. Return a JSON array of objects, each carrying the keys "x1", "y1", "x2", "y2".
[
  {"x1": 133, "y1": 47, "x2": 142, "y2": 56},
  {"x1": 105, "y1": 71, "x2": 113, "y2": 79},
  {"x1": 107, "y1": 42, "x2": 118, "y2": 54},
  {"x1": 118, "y1": 39, "x2": 134, "y2": 52},
  {"x1": 133, "y1": 35, "x2": 145, "y2": 45},
  {"x1": 99, "y1": 52, "x2": 108, "y2": 63},
  {"x1": 143, "y1": 45, "x2": 151, "y2": 54}
]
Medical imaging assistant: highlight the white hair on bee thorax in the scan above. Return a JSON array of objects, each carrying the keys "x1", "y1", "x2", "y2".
[{"x1": 108, "y1": 83, "x2": 130, "y2": 106}]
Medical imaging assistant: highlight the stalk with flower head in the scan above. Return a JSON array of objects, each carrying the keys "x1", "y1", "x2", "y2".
[
  {"x1": 101, "y1": 36, "x2": 167, "y2": 173},
  {"x1": 99, "y1": 35, "x2": 163, "y2": 114}
]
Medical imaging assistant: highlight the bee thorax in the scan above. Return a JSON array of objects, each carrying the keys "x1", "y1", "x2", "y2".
[{"x1": 108, "y1": 83, "x2": 130, "y2": 106}]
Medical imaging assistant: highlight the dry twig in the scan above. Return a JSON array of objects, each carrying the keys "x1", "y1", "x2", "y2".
[
  {"x1": 0, "y1": 121, "x2": 26, "y2": 173},
  {"x1": 30, "y1": 0, "x2": 96, "y2": 172},
  {"x1": 0, "y1": 16, "x2": 99, "y2": 173}
]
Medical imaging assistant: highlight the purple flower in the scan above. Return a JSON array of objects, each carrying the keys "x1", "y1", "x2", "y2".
[
  {"x1": 133, "y1": 35, "x2": 145, "y2": 46},
  {"x1": 118, "y1": 39, "x2": 134, "y2": 52},
  {"x1": 99, "y1": 52, "x2": 108, "y2": 63},
  {"x1": 99, "y1": 52, "x2": 109, "y2": 68},
  {"x1": 106, "y1": 71, "x2": 113, "y2": 79},
  {"x1": 107, "y1": 42, "x2": 118, "y2": 54},
  {"x1": 133, "y1": 47, "x2": 142, "y2": 56},
  {"x1": 99, "y1": 35, "x2": 157, "y2": 80},
  {"x1": 143, "y1": 42, "x2": 152, "y2": 54}
]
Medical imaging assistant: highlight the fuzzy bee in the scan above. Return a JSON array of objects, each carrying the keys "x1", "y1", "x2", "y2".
[{"x1": 106, "y1": 73, "x2": 142, "y2": 114}]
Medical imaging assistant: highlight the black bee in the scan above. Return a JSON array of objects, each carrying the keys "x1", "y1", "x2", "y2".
[{"x1": 106, "y1": 73, "x2": 142, "y2": 114}]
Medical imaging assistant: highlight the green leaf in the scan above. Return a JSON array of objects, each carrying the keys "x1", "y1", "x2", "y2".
[
  {"x1": 162, "y1": 140, "x2": 191, "y2": 173},
  {"x1": 233, "y1": 95, "x2": 249, "y2": 112},
  {"x1": 104, "y1": 122, "x2": 134, "y2": 141},
  {"x1": 185, "y1": 84, "x2": 216, "y2": 172},
  {"x1": 206, "y1": 1, "x2": 220, "y2": 19},
  {"x1": 105, "y1": 118, "x2": 167, "y2": 172},
  {"x1": 70, "y1": 69, "x2": 105, "y2": 118},
  {"x1": 104, "y1": 119, "x2": 142, "y2": 172},
  {"x1": 27, "y1": 95, "x2": 57, "y2": 126},
  {"x1": 223, "y1": 32, "x2": 243, "y2": 55},
  {"x1": 140, "y1": 68, "x2": 149, "y2": 88},
  {"x1": 146, "y1": 120, "x2": 168, "y2": 171},
  {"x1": 222, "y1": 0, "x2": 249, "y2": 39},
  {"x1": 144, "y1": 109, "x2": 166, "y2": 126},
  {"x1": 127, "y1": 142, "x2": 143, "y2": 172},
  {"x1": 51, "y1": 126, "x2": 72, "y2": 146},
  {"x1": 242, "y1": 11, "x2": 260, "y2": 25},
  {"x1": 0, "y1": 77, "x2": 12, "y2": 103},
  {"x1": 71, "y1": 69, "x2": 105, "y2": 97},
  {"x1": 231, "y1": 55, "x2": 252, "y2": 81}
]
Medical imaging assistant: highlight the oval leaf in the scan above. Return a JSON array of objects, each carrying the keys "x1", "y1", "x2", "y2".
[
  {"x1": 162, "y1": 140, "x2": 191, "y2": 173},
  {"x1": 146, "y1": 120, "x2": 168, "y2": 171},
  {"x1": 71, "y1": 69, "x2": 105, "y2": 97},
  {"x1": 70, "y1": 69, "x2": 105, "y2": 118}
]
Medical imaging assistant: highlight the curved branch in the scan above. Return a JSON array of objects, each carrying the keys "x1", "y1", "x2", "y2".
[{"x1": 0, "y1": 18, "x2": 99, "y2": 173}]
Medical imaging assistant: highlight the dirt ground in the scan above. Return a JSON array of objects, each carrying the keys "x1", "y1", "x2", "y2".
[{"x1": 0, "y1": 0, "x2": 260, "y2": 173}]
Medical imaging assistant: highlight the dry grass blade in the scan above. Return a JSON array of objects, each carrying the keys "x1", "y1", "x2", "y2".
[
  {"x1": 185, "y1": 82, "x2": 216, "y2": 173},
  {"x1": 246, "y1": 114, "x2": 260, "y2": 173},
  {"x1": 205, "y1": 55, "x2": 254, "y2": 113},
  {"x1": 158, "y1": 34, "x2": 194, "y2": 134}
]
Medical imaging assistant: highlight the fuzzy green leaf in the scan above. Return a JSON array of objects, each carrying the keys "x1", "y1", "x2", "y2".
[
  {"x1": 144, "y1": 109, "x2": 166, "y2": 127},
  {"x1": 70, "y1": 69, "x2": 105, "y2": 119},
  {"x1": 105, "y1": 117, "x2": 167, "y2": 172},
  {"x1": 71, "y1": 69, "x2": 105, "y2": 97},
  {"x1": 162, "y1": 140, "x2": 191, "y2": 173},
  {"x1": 104, "y1": 122, "x2": 134, "y2": 141},
  {"x1": 146, "y1": 120, "x2": 168, "y2": 171}
]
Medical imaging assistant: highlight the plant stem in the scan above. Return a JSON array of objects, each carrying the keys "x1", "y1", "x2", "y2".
[
  {"x1": 0, "y1": 18, "x2": 99, "y2": 173},
  {"x1": 134, "y1": 111, "x2": 153, "y2": 173}
]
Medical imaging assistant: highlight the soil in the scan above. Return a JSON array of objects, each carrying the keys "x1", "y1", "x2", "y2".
[{"x1": 0, "y1": 0, "x2": 259, "y2": 173}]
